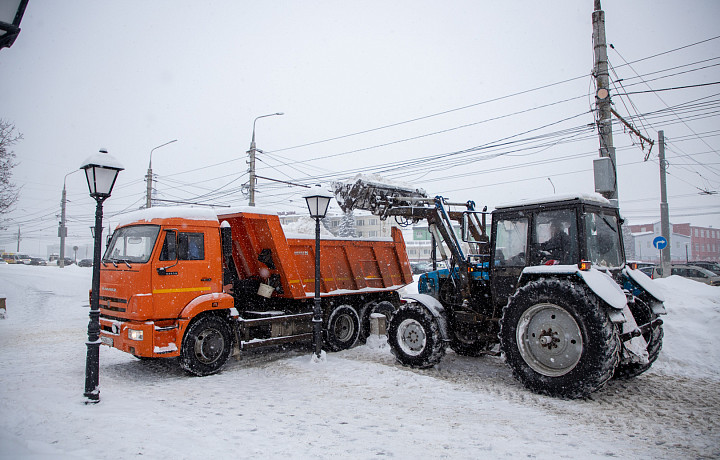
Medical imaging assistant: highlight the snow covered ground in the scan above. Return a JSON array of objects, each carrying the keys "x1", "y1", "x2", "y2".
[{"x1": 0, "y1": 264, "x2": 718, "y2": 459}]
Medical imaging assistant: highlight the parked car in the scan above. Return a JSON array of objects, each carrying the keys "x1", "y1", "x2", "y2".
[
  {"x1": 77, "y1": 259, "x2": 93, "y2": 267},
  {"x1": 638, "y1": 266, "x2": 654, "y2": 277},
  {"x1": 55, "y1": 258, "x2": 74, "y2": 266},
  {"x1": 410, "y1": 262, "x2": 433, "y2": 274},
  {"x1": 689, "y1": 261, "x2": 720, "y2": 275},
  {"x1": 650, "y1": 264, "x2": 720, "y2": 286},
  {"x1": 30, "y1": 257, "x2": 47, "y2": 266}
]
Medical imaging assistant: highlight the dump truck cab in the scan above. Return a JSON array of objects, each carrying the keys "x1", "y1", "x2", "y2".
[{"x1": 98, "y1": 208, "x2": 227, "y2": 359}]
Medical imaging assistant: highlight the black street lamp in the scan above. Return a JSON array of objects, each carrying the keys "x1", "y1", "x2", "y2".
[
  {"x1": 0, "y1": 0, "x2": 29, "y2": 51},
  {"x1": 303, "y1": 186, "x2": 332, "y2": 359},
  {"x1": 80, "y1": 149, "x2": 123, "y2": 403}
]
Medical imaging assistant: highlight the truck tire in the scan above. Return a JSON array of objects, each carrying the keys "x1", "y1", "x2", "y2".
[
  {"x1": 614, "y1": 297, "x2": 663, "y2": 379},
  {"x1": 388, "y1": 303, "x2": 445, "y2": 368},
  {"x1": 180, "y1": 315, "x2": 233, "y2": 376},
  {"x1": 500, "y1": 278, "x2": 619, "y2": 398},
  {"x1": 359, "y1": 301, "x2": 395, "y2": 340},
  {"x1": 326, "y1": 305, "x2": 360, "y2": 352}
]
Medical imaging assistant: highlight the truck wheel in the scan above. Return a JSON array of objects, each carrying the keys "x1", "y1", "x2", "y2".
[
  {"x1": 500, "y1": 278, "x2": 619, "y2": 398},
  {"x1": 326, "y1": 305, "x2": 360, "y2": 351},
  {"x1": 359, "y1": 301, "x2": 395, "y2": 340},
  {"x1": 388, "y1": 303, "x2": 445, "y2": 368},
  {"x1": 180, "y1": 315, "x2": 233, "y2": 376},
  {"x1": 614, "y1": 298, "x2": 663, "y2": 379}
]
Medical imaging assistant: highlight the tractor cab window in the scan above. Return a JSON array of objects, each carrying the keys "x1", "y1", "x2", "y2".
[
  {"x1": 494, "y1": 217, "x2": 528, "y2": 266},
  {"x1": 584, "y1": 211, "x2": 622, "y2": 268},
  {"x1": 103, "y1": 225, "x2": 161, "y2": 264},
  {"x1": 160, "y1": 231, "x2": 205, "y2": 261},
  {"x1": 533, "y1": 209, "x2": 577, "y2": 265}
]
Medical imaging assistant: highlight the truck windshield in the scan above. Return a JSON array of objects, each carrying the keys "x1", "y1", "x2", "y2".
[
  {"x1": 584, "y1": 211, "x2": 623, "y2": 268},
  {"x1": 103, "y1": 225, "x2": 161, "y2": 265}
]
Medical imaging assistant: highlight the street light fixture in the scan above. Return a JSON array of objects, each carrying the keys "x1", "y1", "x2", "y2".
[
  {"x1": 80, "y1": 149, "x2": 124, "y2": 403},
  {"x1": 0, "y1": 0, "x2": 29, "y2": 51},
  {"x1": 247, "y1": 112, "x2": 283, "y2": 206},
  {"x1": 146, "y1": 139, "x2": 177, "y2": 209},
  {"x1": 303, "y1": 185, "x2": 332, "y2": 359}
]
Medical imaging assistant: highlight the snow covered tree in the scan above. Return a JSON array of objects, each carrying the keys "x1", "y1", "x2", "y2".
[
  {"x1": 338, "y1": 210, "x2": 356, "y2": 237},
  {"x1": 0, "y1": 120, "x2": 21, "y2": 219}
]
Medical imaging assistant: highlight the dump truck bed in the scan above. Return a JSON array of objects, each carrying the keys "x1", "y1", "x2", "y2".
[{"x1": 218, "y1": 210, "x2": 413, "y2": 300}]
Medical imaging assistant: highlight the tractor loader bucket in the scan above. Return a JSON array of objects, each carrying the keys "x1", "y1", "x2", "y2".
[{"x1": 332, "y1": 174, "x2": 428, "y2": 215}]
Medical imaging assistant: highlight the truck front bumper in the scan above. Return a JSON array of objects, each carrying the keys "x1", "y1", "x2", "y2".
[{"x1": 99, "y1": 317, "x2": 189, "y2": 358}]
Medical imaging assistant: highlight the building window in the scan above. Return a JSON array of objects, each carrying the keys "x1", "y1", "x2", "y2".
[{"x1": 356, "y1": 219, "x2": 364, "y2": 226}]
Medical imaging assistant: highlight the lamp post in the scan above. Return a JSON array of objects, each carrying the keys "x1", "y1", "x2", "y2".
[
  {"x1": 0, "y1": 0, "x2": 28, "y2": 51},
  {"x1": 247, "y1": 113, "x2": 283, "y2": 206},
  {"x1": 146, "y1": 139, "x2": 177, "y2": 209},
  {"x1": 303, "y1": 185, "x2": 332, "y2": 359},
  {"x1": 80, "y1": 149, "x2": 123, "y2": 403}
]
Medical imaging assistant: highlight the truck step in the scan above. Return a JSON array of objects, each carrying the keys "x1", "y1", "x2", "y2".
[{"x1": 241, "y1": 333, "x2": 314, "y2": 350}]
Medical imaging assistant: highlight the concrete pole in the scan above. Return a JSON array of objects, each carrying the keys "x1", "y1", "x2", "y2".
[
  {"x1": 592, "y1": 0, "x2": 618, "y2": 203},
  {"x1": 59, "y1": 185, "x2": 67, "y2": 267},
  {"x1": 659, "y1": 130, "x2": 672, "y2": 275},
  {"x1": 248, "y1": 137, "x2": 257, "y2": 207},
  {"x1": 247, "y1": 113, "x2": 283, "y2": 207},
  {"x1": 146, "y1": 139, "x2": 177, "y2": 209}
]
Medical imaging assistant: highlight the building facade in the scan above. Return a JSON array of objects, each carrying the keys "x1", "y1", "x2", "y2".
[{"x1": 627, "y1": 221, "x2": 719, "y2": 263}]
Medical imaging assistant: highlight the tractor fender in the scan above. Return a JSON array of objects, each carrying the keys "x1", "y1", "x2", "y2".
[
  {"x1": 520, "y1": 265, "x2": 627, "y2": 310},
  {"x1": 401, "y1": 293, "x2": 450, "y2": 341},
  {"x1": 622, "y1": 267, "x2": 667, "y2": 315}
]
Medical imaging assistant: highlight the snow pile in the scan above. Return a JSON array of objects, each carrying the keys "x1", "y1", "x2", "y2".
[
  {"x1": 0, "y1": 265, "x2": 718, "y2": 459},
  {"x1": 651, "y1": 275, "x2": 720, "y2": 380}
]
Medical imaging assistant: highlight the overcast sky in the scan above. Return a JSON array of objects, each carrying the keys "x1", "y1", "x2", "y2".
[{"x1": 1, "y1": 0, "x2": 719, "y2": 255}]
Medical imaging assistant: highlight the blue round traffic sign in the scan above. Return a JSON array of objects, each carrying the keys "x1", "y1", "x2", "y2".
[{"x1": 653, "y1": 236, "x2": 668, "y2": 250}]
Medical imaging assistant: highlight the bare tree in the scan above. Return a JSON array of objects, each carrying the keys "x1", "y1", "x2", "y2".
[{"x1": 0, "y1": 120, "x2": 21, "y2": 219}]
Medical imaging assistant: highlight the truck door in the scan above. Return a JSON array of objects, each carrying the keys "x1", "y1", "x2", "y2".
[
  {"x1": 152, "y1": 229, "x2": 213, "y2": 317},
  {"x1": 491, "y1": 216, "x2": 529, "y2": 306}
]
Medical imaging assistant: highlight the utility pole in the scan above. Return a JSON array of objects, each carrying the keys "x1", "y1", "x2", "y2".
[
  {"x1": 658, "y1": 130, "x2": 671, "y2": 275},
  {"x1": 16, "y1": 226, "x2": 20, "y2": 252},
  {"x1": 592, "y1": 0, "x2": 618, "y2": 204},
  {"x1": 247, "y1": 113, "x2": 284, "y2": 207},
  {"x1": 59, "y1": 185, "x2": 68, "y2": 267},
  {"x1": 146, "y1": 139, "x2": 178, "y2": 209}
]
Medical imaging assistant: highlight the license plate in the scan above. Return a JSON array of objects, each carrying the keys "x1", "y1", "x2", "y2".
[{"x1": 101, "y1": 336, "x2": 114, "y2": 347}]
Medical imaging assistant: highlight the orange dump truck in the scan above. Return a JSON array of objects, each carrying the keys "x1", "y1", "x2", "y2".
[{"x1": 98, "y1": 206, "x2": 412, "y2": 375}]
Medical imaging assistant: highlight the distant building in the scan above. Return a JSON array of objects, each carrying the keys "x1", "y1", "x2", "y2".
[{"x1": 626, "y1": 221, "x2": 718, "y2": 263}]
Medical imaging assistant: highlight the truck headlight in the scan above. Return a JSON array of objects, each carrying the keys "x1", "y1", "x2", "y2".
[{"x1": 128, "y1": 329, "x2": 144, "y2": 341}]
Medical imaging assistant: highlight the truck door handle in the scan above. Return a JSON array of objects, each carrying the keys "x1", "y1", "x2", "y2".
[{"x1": 201, "y1": 278, "x2": 212, "y2": 282}]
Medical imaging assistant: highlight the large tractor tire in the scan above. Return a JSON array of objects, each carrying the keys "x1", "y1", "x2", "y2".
[
  {"x1": 614, "y1": 297, "x2": 663, "y2": 379},
  {"x1": 326, "y1": 305, "x2": 361, "y2": 351},
  {"x1": 387, "y1": 303, "x2": 445, "y2": 369},
  {"x1": 180, "y1": 314, "x2": 233, "y2": 376},
  {"x1": 500, "y1": 278, "x2": 619, "y2": 398}
]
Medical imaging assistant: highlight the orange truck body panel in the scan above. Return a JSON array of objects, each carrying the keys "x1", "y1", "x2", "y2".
[
  {"x1": 217, "y1": 210, "x2": 413, "y2": 299},
  {"x1": 98, "y1": 207, "x2": 411, "y2": 360}
]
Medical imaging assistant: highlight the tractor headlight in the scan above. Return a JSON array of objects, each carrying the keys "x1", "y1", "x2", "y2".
[{"x1": 127, "y1": 329, "x2": 144, "y2": 341}]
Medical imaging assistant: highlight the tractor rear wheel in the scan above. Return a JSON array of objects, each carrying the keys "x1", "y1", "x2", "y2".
[{"x1": 500, "y1": 278, "x2": 619, "y2": 398}]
